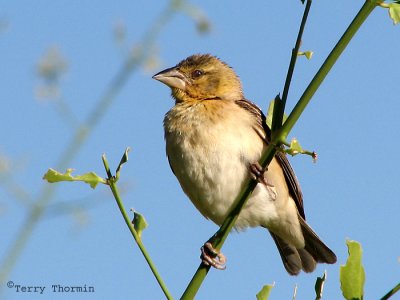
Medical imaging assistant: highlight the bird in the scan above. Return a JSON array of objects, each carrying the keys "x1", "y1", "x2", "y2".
[{"x1": 152, "y1": 54, "x2": 336, "y2": 275}]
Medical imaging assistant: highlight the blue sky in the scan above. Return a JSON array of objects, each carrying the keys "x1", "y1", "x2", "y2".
[{"x1": 0, "y1": 1, "x2": 399, "y2": 299}]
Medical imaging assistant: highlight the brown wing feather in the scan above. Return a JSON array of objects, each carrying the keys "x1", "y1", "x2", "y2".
[
  {"x1": 274, "y1": 152, "x2": 305, "y2": 219},
  {"x1": 235, "y1": 99, "x2": 305, "y2": 219},
  {"x1": 167, "y1": 154, "x2": 176, "y2": 176}
]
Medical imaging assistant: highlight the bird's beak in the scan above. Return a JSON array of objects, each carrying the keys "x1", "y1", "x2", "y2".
[{"x1": 152, "y1": 67, "x2": 187, "y2": 91}]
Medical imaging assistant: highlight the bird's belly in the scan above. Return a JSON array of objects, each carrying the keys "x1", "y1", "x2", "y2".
[{"x1": 166, "y1": 130, "x2": 279, "y2": 229}]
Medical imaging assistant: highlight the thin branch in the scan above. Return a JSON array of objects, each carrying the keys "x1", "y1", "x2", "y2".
[
  {"x1": 181, "y1": 1, "x2": 379, "y2": 298},
  {"x1": 381, "y1": 282, "x2": 400, "y2": 300},
  {"x1": 102, "y1": 155, "x2": 173, "y2": 300},
  {"x1": 279, "y1": 0, "x2": 380, "y2": 141},
  {"x1": 272, "y1": 0, "x2": 312, "y2": 134}
]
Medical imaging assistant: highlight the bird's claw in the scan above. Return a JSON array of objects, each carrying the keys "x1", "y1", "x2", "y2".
[
  {"x1": 249, "y1": 162, "x2": 273, "y2": 187},
  {"x1": 201, "y1": 242, "x2": 226, "y2": 270}
]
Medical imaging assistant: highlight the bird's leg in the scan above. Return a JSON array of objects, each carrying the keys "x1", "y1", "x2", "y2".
[
  {"x1": 200, "y1": 242, "x2": 226, "y2": 270},
  {"x1": 249, "y1": 162, "x2": 274, "y2": 187}
]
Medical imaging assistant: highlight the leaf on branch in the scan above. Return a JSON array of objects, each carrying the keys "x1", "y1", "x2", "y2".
[
  {"x1": 116, "y1": 147, "x2": 130, "y2": 180},
  {"x1": 315, "y1": 271, "x2": 327, "y2": 300},
  {"x1": 43, "y1": 168, "x2": 107, "y2": 189},
  {"x1": 298, "y1": 51, "x2": 314, "y2": 60},
  {"x1": 340, "y1": 240, "x2": 365, "y2": 300},
  {"x1": 287, "y1": 138, "x2": 303, "y2": 156},
  {"x1": 132, "y1": 210, "x2": 148, "y2": 238},
  {"x1": 256, "y1": 283, "x2": 274, "y2": 300},
  {"x1": 266, "y1": 98, "x2": 288, "y2": 129},
  {"x1": 389, "y1": 3, "x2": 400, "y2": 25},
  {"x1": 283, "y1": 138, "x2": 317, "y2": 162}
]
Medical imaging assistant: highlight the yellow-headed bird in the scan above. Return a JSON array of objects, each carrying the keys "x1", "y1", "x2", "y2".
[{"x1": 153, "y1": 54, "x2": 336, "y2": 275}]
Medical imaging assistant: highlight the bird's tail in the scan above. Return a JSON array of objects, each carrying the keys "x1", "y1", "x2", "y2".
[{"x1": 269, "y1": 216, "x2": 337, "y2": 276}]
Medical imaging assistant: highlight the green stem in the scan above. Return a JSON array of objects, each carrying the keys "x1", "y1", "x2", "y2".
[
  {"x1": 102, "y1": 155, "x2": 173, "y2": 300},
  {"x1": 381, "y1": 283, "x2": 400, "y2": 300},
  {"x1": 181, "y1": 1, "x2": 379, "y2": 299},
  {"x1": 278, "y1": 0, "x2": 379, "y2": 141},
  {"x1": 272, "y1": 0, "x2": 312, "y2": 133},
  {"x1": 181, "y1": 147, "x2": 277, "y2": 300},
  {"x1": 378, "y1": 3, "x2": 390, "y2": 8}
]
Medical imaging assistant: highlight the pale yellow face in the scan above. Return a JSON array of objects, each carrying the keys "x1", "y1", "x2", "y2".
[{"x1": 153, "y1": 54, "x2": 243, "y2": 102}]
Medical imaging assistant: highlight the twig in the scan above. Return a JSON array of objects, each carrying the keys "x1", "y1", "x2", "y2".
[
  {"x1": 272, "y1": 0, "x2": 312, "y2": 133},
  {"x1": 381, "y1": 282, "x2": 400, "y2": 300},
  {"x1": 181, "y1": 1, "x2": 379, "y2": 298},
  {"x1": 102, "y1": 155, "x2": 173, "y2": 300}
]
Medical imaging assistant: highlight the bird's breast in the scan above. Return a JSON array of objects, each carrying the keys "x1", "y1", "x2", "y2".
[{"x1": 164, "y1": 100, "x2": 270, "y2": 225}]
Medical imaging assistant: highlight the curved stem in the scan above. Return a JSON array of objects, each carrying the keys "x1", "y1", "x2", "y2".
[{"x1": 102, "y1": 155, "x2": 173, "y2": 300}]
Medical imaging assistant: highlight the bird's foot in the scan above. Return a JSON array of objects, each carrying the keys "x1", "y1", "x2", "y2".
[
  {"x1": 249, "y1": 162, "x2": 273, "y2": 187},
  {"x1": 201, "y1": 242, "x2": 226, "y2": 270}
]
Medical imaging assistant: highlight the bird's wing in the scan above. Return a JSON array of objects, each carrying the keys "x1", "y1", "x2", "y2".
[
  {"x1": 235, "y1": 99, "x2": 305, "y2": 219},
  {"x1": 275, "y1": 151, "x2": 305, "y2": 219},
  {"x1": 167, "y1": 154, "x2": 176, "y2": 176}
]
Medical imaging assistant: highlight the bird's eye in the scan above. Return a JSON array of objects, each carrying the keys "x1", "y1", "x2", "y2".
[{"x1": 191, "y1": 69, "x2": 203, "y2": 78}]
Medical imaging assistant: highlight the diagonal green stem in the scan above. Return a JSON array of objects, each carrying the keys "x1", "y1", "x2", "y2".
[
  {"x1": 181, "y1": 1, "x2": 379, "y2": 299},
  {"x1": 272, "y1": 0, "x2": 312, "y2": 133},
  {"x1": 381, "y1": 282, "x2": 400, "y2": 300},
  {"x1": 278, "y1": 0, "x2": 380, "y2": 141},
  {"x1": 102, "y1": 155, "x2": 173, "y2": 300}
]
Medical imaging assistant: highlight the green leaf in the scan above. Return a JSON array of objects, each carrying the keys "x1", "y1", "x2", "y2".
[
  {"x1": 256, "y1": 284, "x2": 274, "y2": 300},
  {"x1": 304, "y1": 51, "x2": 313, "y2": 60},
  {"x1": 389, "y1": 3, "x2": 400, "y2": 25},
  {"x1": 286, "y1": 138, "x2": 303, "y2": 156},
  {"x1": 340, "y1": 240, "x2": 365, "y2": 300},
  {"x1": 43, "y1": 168, "x2": 107, "y2": 189},
  {"x1": 132, "y1": 211, "x2": 148, "y2": 238},
  {"x1": 115, "y1": 147, "x2": 130, "y2": 180},
  {"x1": 266, "y1": 98, "x2": 288, "y2": 129},
  {"x1": 298, "y1": 51, "x2": 314, "y2": 60},
  {"x1": 283, "y1": 138, "x2": 317, "y2": 161},
  {"x1": 315, "y1": 271, "x2": 327, "y2": 300}
]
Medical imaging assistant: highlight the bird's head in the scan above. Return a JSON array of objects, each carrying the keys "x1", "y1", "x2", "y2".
[{"x1": 153, "y1": 54, "x2": 243, "y2": 103}]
